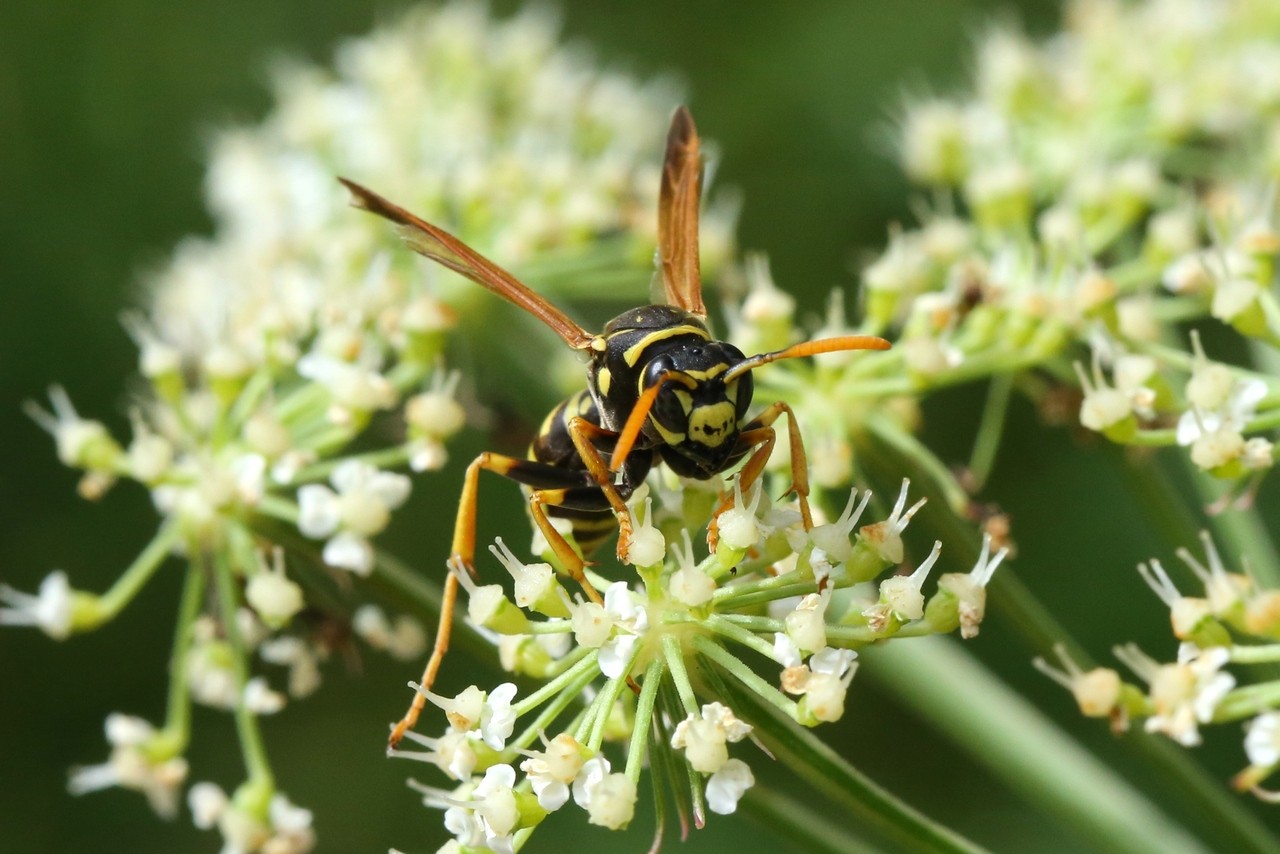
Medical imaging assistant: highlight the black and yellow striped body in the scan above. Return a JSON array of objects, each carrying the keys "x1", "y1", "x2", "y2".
[
  {"x1": 524, "y1": 389, "x2": 653, "y2": 555},
  {"x1": 520, "y1": 304, "x2": 756, "y2": 555}
]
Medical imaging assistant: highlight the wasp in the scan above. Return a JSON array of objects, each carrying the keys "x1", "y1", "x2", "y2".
[{"x1": 341, "y1": 107, "x2": 890, "y2": 747}]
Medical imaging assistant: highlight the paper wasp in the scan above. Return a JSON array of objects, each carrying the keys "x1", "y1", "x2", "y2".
[{"x1": 341, "y1": 107, "x2": 889, "y2": 747}]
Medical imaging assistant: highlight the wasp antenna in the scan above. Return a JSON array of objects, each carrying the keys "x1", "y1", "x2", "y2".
[{"x1": 724, "y1": 335, "x2": 891, "y2": 383}]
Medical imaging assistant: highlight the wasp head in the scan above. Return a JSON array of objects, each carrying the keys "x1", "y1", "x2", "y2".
[{"x1": 642, "y1": 342, "x2": 753, "y2": 478}]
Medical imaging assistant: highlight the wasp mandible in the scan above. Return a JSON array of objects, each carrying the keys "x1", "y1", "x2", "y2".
[{"x1": 340, "y1": 107, "x2": 890, "y2": 748}]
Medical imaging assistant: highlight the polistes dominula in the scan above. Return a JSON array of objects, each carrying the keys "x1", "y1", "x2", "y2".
[{"x1": 341, "y1": 107, "x2": 890, "y2": 748}]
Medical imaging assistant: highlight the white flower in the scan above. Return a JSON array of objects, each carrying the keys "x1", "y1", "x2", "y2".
[
  {"x1": 864, "y1": 540, "x2": 942, "y2": 630},
  {"x1": 572, "y1": 755, "x2": 613, "y2": 810},
  {"x1": 783, "y1": 592, "x2": 830, "y2": 655},
  {"x1": 1118, "y1": 644, "x2": 1235, "y2": 747},
  {"x1": 489, "y1": 538, "x2": 568, "y2": 617},
  {"x1": 0, "y1": 570, "x2": 76, "y2": 640},
  {"x1": 717, "y1": 478, "x2": 765, "y2": 552},
  {"x1": 244, "y1": 676, "x2": 287, "y2": 715},
  {"x1": 390, "y1": 727, "x2": 478, "y2": 781},
  {"x1": 188, "y1": 781, "x2": 228, "y2": 830},
  {"x1": 479, "y1": 682, "x2": 518, "y2": 750},
  {"x1": 810, "y1": 489, "x2": 873, "y2": 567},
  {"x1": 24, "y1": 385, "x2": 122, "y2": 473},
  {"x1": 1245, "y1": 713, "x2": 1280, "y2": 768},
  {"x1": 519, "y1": 733, "x2": 587, "y2": 811},
  {"x1": 669, "y1": 531, "x2": 715, "y2": 607},
  {"x1": 671, "y1": 702, "x2": 753, "y2": 774},
  {"x1": 187, "y1": 627, "x2": 240, "y2": 710},
  {"x1": 706, "y1": 758, "x2": 755, "y2": 815},
  {"x1": 297, "y1": 460, "x2": 410, "y2": 575},
  {"x1": 296, "y1": 352, "x2": 397, "y2": 423},
  {"x1": 1033, "y1": 644, "x2": 1122, "y2": 719},
  {"x1": 597, "y1": 582, "x2": 648, "y2": 679},
  {"x1": 580, "y1": 768, "x2": 636, "y2": 830},
  {"x1": 352, "y1": 604, "x2": 427, "y2": 660},
  {"x1": 858, "y1": 480, "x2": 926, "y2": 564},
  {"x1": 195, "y1": 784, "x2": 315, "y2": 854},
  {"x1": 420, "y1": 684, "x2": 486, "y2": 733},
  {"x1": 469, "y1": 764, "x2": 520, "y2": 854},
  {"x1": 1074, "y1": 358, "x2": 1134, "y2": 434},
  {"x1": 68, "y1": 714, "x2": 188, "y2": 818},
  {"x1": 621, "y1": 496, "x2": 665, "y2": 568},
  {"x1": 571, "y1": 599, "x2": 613, "y2": 649},
  {"x1": 937, "y1": 533, "x2": 1008, "y2": 639},
  {"x1": 258, "y1": 636, "x2": 323, "y2": 697},
  {"x1": 405, "y1": 370, "x2": 466, "y2": 472},
  {"x1": 263, "y1": 793, "x2": 316, "y2": 854},
  {"x1": 245, "y1": 549, "x2": 304, "y2": 629}
]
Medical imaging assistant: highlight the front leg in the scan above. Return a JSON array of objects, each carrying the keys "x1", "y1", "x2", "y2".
[
  {"x1": 567, "y1": 416, "x2": 641, "y2": 563},
  {"x1": 709, "y1": 401, "x2": 813, "y2": 550}
]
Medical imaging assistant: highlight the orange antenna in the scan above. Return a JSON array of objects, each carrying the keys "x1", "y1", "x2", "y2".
[
  {"x1": 609, "y1": 371, "x2": 695, "y2": 473},
  {"x1": 723, "y1": 335, "x2": 891, "y2": 384}
]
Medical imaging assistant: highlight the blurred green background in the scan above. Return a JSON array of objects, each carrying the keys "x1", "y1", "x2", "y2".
[{"x1": 3, "y1": 0, "x2": 1277, "y2": 852}]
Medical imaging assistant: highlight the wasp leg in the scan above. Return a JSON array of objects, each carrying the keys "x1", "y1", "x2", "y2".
[
  {"x1": 709, "y1": 401, "x2": 813, "y2": 550},
  {"x1": 526, "y1": 489, "x2": 605, "y2": 606},
  {"x1": 389, "y1": 451, "x2": 609, "y2": 749},
  {"x1": 566, "y1": 417, "x2": 639, "y2": 563}
]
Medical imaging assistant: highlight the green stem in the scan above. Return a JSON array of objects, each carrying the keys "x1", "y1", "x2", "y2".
[
  {"x1": 866, "y1": 639, "x2": 1211, "y2": 854},
  {"x1": 90, "y1": 520, "x2": 181, "y2": 626},
  {"x1": 702, "y1": 613, "x2": 778, "y2": 660},
  {"x1": 863, "y1": 432, "x2": 1280, "y2": 852},
  {"x1": 742, "y1": 785, "x2": 883, "y2": 854},
  {"x1": 717, "y1": 669, "x2": 982, "y2": 854},
  {"x1": 508, "y1": 664, "x2": 597, "y2": 753},
  {"x1": 968, "y1": 373, "x2": 1013, "y2": 491},
  {"x1": 625, "y1": 658, "x2": 665, "y2": 785},
  {"x1": 1216, "y1": 681, "x2": 1280, "y2": 722},
  {"x1": 210, "y1": 547, "x2": 275, "y2": 791},
  {"x1": 693, "y1": 634, "x2": 798, "y2": 719},
  {"x1": 663, "y1": 634, "x2": 699, "y2": 715},
  {"x1": 1231, "y1": 645, "x2": 1280, "y2": 664},
  {"x1": 511, "y1": 648, "x2": 597, "y2": 717},
  {"x1": 155, "y1": 561, "x2": 203, "y2": 756}
]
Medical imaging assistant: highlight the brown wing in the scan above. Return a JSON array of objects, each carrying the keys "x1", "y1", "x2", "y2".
[
  {"x1": 657, "y1": 106, "x2": 707, "y2": 317},
  {"x1": 339, "y1": 178, "x2": 595, "y2": 351}
]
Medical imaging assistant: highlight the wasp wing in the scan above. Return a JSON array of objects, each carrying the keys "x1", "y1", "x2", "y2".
[
  {"x1": 339, "y1": 178, "x2": 595, "y2": 351},
  {"x1": 657, "y1": 106, "x2": 707, "y2": 318}
]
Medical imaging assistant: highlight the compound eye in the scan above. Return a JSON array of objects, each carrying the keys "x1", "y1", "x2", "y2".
[{"x1": 651, "y1": 380, "x2": 689, "y2": 432}]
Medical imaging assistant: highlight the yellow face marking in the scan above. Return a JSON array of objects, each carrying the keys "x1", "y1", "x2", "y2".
[
  {"x1": 678, "y1": 364, "x2": 729, "y2": 382},
  {"x1": 596, "y1": 366, "x2": 612, "y2": 397},
  {"x1": 648, "y1": 418, "x2": 686, "y2": 446},
  {"x1": 621, "y1": 324, "x2": 710, "y2": 367},
  {"x1": 688, "y1": 402, "x2": 737, "y2": 448}
]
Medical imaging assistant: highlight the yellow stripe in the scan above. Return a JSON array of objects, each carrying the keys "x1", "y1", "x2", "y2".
[
  {"x1": 596, "y1": 366, "x2": 612, "y2": 397},
  {"x1": 679, "y1": 364, "x2": 730, "y2": 382},
  {"x1": 621, "y1": 325, "x2": 709, "y2": 367}
]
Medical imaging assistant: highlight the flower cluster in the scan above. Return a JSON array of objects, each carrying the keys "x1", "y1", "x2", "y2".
[
  {"x1": 393, "y1": 477, "x2": 1004, "y2": 849},
  {"x1": 1036, "y1": 533, "x2": 1280, "y2": 800},
  {"x1": 4, "y1": 3, "x2": 721, "y2": 850},
  {"x1": 713, "y1": 0, "x2": 1280, "y2": 513}
]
